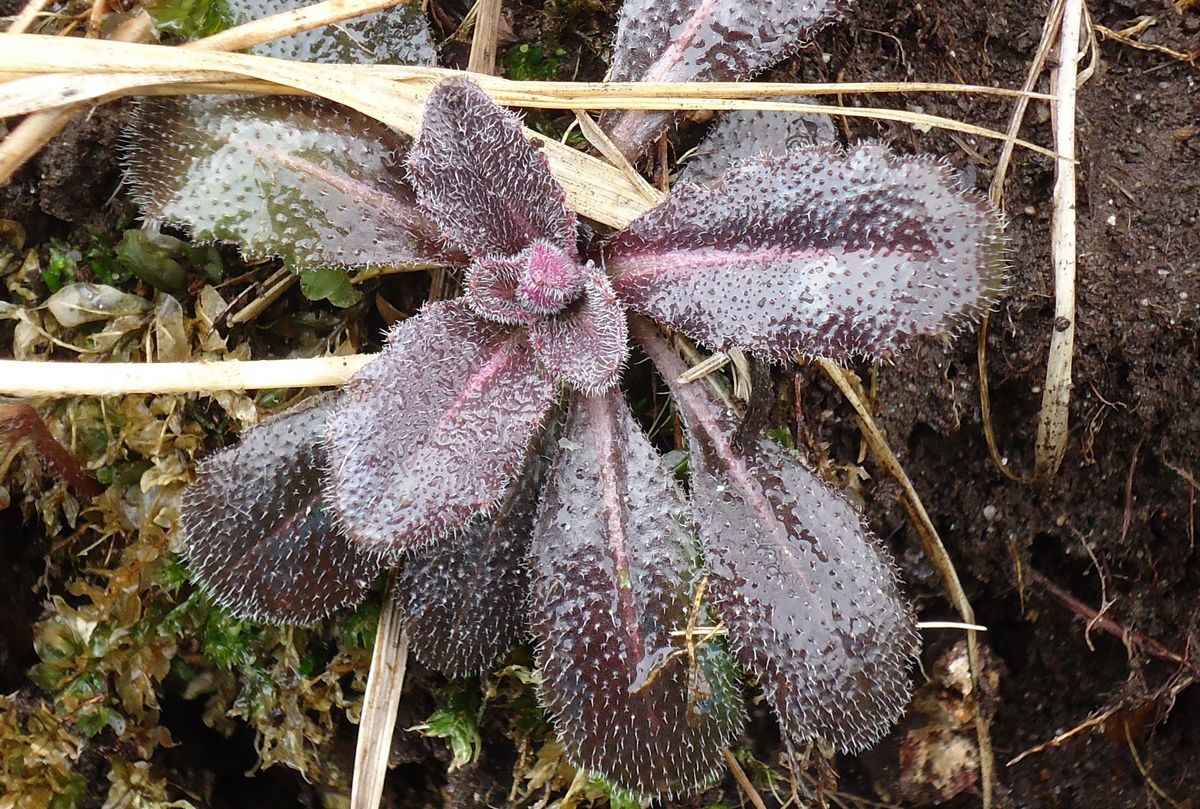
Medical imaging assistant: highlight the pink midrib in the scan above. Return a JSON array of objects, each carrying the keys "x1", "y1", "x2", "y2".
[
  {"x1": 633, "y1": 320, "x2": 817, "y2": 595},
  {"x1": 587, "y1": 393, "x2": 645, "y2": 665}
]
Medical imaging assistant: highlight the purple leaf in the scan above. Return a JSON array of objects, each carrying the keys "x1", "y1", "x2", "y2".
[
  {"x1": 407, "y1": 78, "x2": 577, "y2": 258},
  {"x1": 178, "y1": 395, "x2": 386, "y2": 625},
  {"x1": 515, "y1": 241, "x2": 586, "y2": 317},
  {"x1": 681, "y1": 97, "x2": 838, "y2": 187},
  {"x1": 396, "y1": 431, "x2": 551, "y2": 677},
  {"x1": 528, "y1": 265, "x2": 629, "y2": 394},
  {"x1": 531, "y1": 390, "x2": 744, "y2": 798},
  {"x1": 635, "y1": 319, "x2": 919, "y2": 753},
  {"x1": 465, "y1": 255, "x2": 534, "y2": 326},
  {"x1": 599, "y1": 0, "x2": 848, "y2": 158},
  {"x1": 125, "y1": 96, "x2": 453, "y2": 270},
  {"x1": 324, "y1": 300, "x2": 558, "y2": 554},
  {"x1": 608, "y1": 144, "x2": 1006, "y2": 360}
]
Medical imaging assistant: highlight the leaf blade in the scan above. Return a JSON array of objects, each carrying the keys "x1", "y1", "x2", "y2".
[
  {"x1": 396, "y1": 432, "x2": 552, "y2": 677},
  {"x1": 636, "y1": 320, "x2": 919, "y2": 753},
  {"x1": 324, "y1": 300, "x2": 557, "y2": 554},
  {"x1": 178, "y1": 395, "x2": 386, "y2": 625},
  {"x1": 125, "y1": 95, "x2": 451, "y2": 271},
  {"x1": 599, "y1": 0, "x2": 848, "y2": 157},
  {"x1": 530, "y1": 390, "x2": 744, "y2": 798},
  {"x1": 407, "y1": 78, "x2": 577, "y2": 258},
  {"x1": 609, "y1": 144, "x2": 1005, "y2": 360}
]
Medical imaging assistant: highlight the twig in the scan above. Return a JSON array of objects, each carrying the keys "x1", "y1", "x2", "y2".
[
  {"x1": 1007, "y1": 706, "x2": 1115, "y2": 767},
  {"x1": 1028, "y1": 568, "x2": 1197, "y2": 673},
  {"x1": 1095, "y1": 20, "x2": 1199, "y2": 65},
  {"x1": 465, "y1": 0, "x2": 502, "y2": 75},
  {"x1": 0, "y1": 355, "x2": 372, "y2": 397},
  {"x1": 4, "y1": 0, "x2": 54, "y2": 35},
  {"x1": 723, "y1": 748, "x2": 769, "y2": 809},
  {"x1": 351, "y1": 571, "x2": 410, "y2": 809},
  {"x1": 1123, "y1": 721, "x2": 1187, "y2": 808},
  {"x1": 1033, "y1": 0, "x2": 1084, "y2": 484},
  {"x1": 816, "y1": 359, "x2": 996, "y2": 809}
]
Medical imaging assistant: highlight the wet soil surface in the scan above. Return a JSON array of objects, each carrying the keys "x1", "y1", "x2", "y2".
[{"x1": 2, "y1": 0, "x2": 1199, "y2": 806}]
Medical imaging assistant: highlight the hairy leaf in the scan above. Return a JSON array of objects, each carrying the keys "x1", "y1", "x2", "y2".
[
  {"x1": 528, "y1": 266, "x2": 629, "y2": 394},
  {"x1": 325, "y1": 300, "x2": 557, "y2": 554},
  {"x1": 125, "y1": 96, "x2": 450, "y2": 270},
  {"x1": 681, "y1": 97, "x2": 837, "y2": 187},
  {"x1": 465, "y1": 255, "x2": 534, "y2": 326},
  {"x1": 599, "y1": 0, "x2": 848, "y2": 158},
  {"x1": 635, "y1": 319, "x2": 919, "y2": 753},
  {"x1": 229, "y1": 0, "x2": 436, "y2": 65},
  {"x1": 178, "y1": 395, "x2": 386, "y2": 625},
  {"x1": 531, "y1": 390, "x2": 743, "y2": 798},
  {"x1": 608, "y1": 144, "x2": 1005, "y2": 360},
  {"x1": 408, "y1": 78, "x2": 577, "y2": 258},
  {"x1": 396, "y1": 430, "x2": 553, "y2": 677}
]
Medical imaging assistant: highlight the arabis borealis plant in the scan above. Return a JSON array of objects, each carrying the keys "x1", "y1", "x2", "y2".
[{"x1": 169, "y1": 76, "x2": 1003, "y2": 798}]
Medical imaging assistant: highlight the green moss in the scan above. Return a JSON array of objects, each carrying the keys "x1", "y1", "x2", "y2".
[{"x1": 409, "y1": 681, "x2": 484, "y2": 771}]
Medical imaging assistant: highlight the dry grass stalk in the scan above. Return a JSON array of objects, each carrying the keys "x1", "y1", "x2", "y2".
[
  {"x1": 0, "y1": 0, "x2": 420, "y2": 186},
  {"x1": 0, "y1": 356, "x2": 372, "y2": 397},
  {"x1": 185, "y1": 0, "x2": 414, "y2": 53},
  {"x1": 0, "y1": 11, "x2": 154, "y2": 187},
  {"x1": 976, "y1": 0, "x2": 1065, "y2": 485},
  {"x1": 4, "y1": 0, "x2": 54, "y2": 35},
  {"x1": 465, "y1": 0, "x2": 503, "y2": 75},
  {"x1": 350, "y1": 572, "x2": 410, "y2": 809},
  {"x1": 1033, "y1": 0, "x2": 1085, "y2": 484}
]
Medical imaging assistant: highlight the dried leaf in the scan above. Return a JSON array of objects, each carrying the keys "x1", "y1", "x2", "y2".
[
  {"x1": 179, "y1": 395, "x2": 386, "y2": 624},
  {"x1": 600, "y1": 0, "x2": 848, "y2": 157},
  {"x1": 531, "y1": 390, "x2": 743, "y2": 798},
  {"x1": 637, "y1": 321, "x2": 919, "y2": 753},
  {"x1": 407, "y1": 78, "x2": 577, "y2": 258},
  {"x1": 608, "y1": 144, "x2": 1005, "y2": 360},
  {"x1": 44, "y1": 283, "x2": 151, "y2": 328},
  {"x1": 125, "y1": 95, "x2": 449, "y2": 271},
  {"x1": 325, "y1": 300, "x2": 558, "y2": 554}
]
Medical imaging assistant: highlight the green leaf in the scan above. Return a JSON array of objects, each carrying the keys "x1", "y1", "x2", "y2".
[
  {"x1": 146, "y1": 0, "x2": 232, "y2": 39},
  {"x1": 42, "y1": 245, "x2": 77, "y2": 292},
  {"x1": 408, "y1": 685, "x2": 483, "y2": 771},
  {"x1": 115, "y1": 231, "x2": 185, "y2": 293},
  {"x1": 299, "y1": 267, "x2": 361, "y2": 307}
]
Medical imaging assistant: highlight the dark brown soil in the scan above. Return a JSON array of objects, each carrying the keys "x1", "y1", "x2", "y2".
[{"x1": 2, "y1": 0, "x2": 1198, "y2": 806}]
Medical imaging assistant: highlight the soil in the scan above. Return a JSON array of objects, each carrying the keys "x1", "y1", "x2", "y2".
[{"x1": 2, "y1": 0, "x2": 1199, "y2": 807}]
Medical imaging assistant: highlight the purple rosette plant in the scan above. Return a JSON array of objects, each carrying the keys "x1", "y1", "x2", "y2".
[{"x1": 173, "y1": 75, "x2": 1003, "y2": 799}]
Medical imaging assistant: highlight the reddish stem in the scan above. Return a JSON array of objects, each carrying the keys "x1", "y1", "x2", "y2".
[{"x1": 0, "y1": 401, "x2": 102, "y2": 499}]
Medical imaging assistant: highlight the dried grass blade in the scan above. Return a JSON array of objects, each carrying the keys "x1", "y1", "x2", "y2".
[
  {"x1": 0, "y1": 356, "x2": 373, "y2": 397},
  {"x1": 186, "y1": 0, "x2": 412, "y2": 53},
  {"x1": 351, "y1": 572, "x2": 409, "y2": 809}
]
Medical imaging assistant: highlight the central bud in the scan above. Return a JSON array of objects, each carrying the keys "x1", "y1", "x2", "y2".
[{"x1": 514, "y1": 241, "x2": 585, "y2": 317}]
